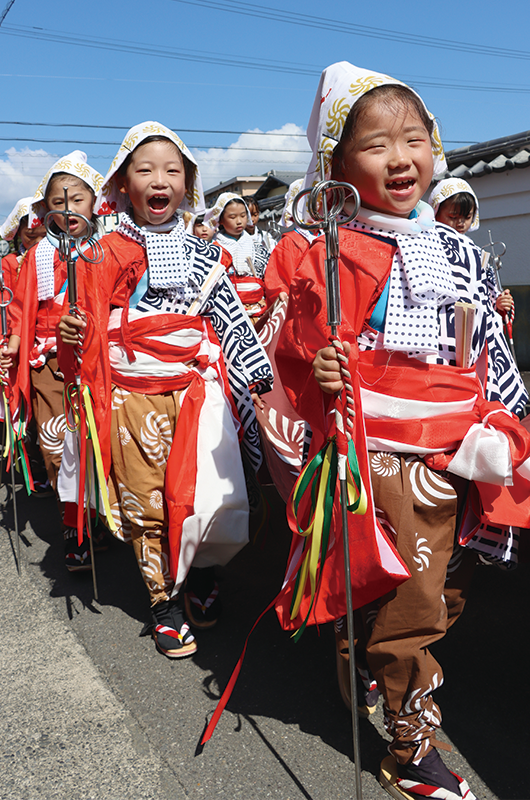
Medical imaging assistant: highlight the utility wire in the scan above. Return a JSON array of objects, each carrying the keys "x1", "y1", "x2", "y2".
[
  {"x1": 0, "y1": 0, "x2": 15, "y2": 28},
  {"x1": 0, "y1": 24, "x2": 320, "y2": 76},
  {"x1": 0, "y1": 120, "x2": 307, "y2": 137},
  {"x1": 0, "y1": 134, "x2": 476, "y2": 149},
  {"x1": 3, "y1": 22, "x2": 530, "y2": 83},
  {"x1": 0, "y1": 136, "x2": 311, "y2": 152},
  {"x1": 2, "y1": 70, "x2": 529, "y2": 97},
  {"x1": 174, "y1": 0, "x2": 530, "y2": 62}
]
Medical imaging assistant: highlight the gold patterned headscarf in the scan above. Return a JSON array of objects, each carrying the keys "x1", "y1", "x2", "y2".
[
  {"x1": 428, "y1": 178, "x2": 480, "y2": 232},
  {"x1": 300, "y1": 62, "x2": 446, "y2": 217},
  {"x1": 95, "y1": 121, "x2": 204, "y2": 217},
  {"x1": 0, "y1": 196, "x2": 44, "y2": 241},
  {"x1": 203, "y1": 192, "x2": 251, "y2": 231},
  {"x1": 29, "y1": 151, "x2": 104, "y2": 227}
]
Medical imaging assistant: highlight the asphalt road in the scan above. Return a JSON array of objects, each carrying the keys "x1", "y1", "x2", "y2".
[{"x1": 1, "y1": 479, "x2": 528, "y2": 800}]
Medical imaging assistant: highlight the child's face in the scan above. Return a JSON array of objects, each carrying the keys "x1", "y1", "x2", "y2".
[
  {"x1": 335, "y1": 98, "x2": 434, "y2": 218},
  {"x1": 220, "y1": 202, "x2": 248, "y2": 237},
  {"x1": 47, "y1": 177, "x2": 95, "y2": 237},
  {"x1": 19, "y1": 221, "x2": 46, "y2": 251},
  {"x1": 120, "y1": 140, "x2": 187, "y2": 228},
  {"x1": 194, "y1": 222, "x2": 213, "y2": 240},
  {"x1": 248, "y1": 207, "x2": 260, "y2": 228},
  {"x1": 435, "y1": 199, "x2": 473, "y2": 234}
]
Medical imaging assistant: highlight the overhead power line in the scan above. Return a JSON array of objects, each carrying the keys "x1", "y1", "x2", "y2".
[
  {"x1": 0, "y1": 24, "x2": 321, "y2": 76},
  {"x1": 2, "y1": 70, "x2": 529, "y2": 97},
  {"x1": 0, "y1": 120, "x2": 307, "y2": 137},
  {"x1": 0, "y1": 135, "x2": 311, "y2": 153},
  {"x1": 3, "y1": 24, "x2": 530, "y2": 89},
  {"x1": 174, "y1": 0, "x2": 530, "y2": 62},
  {"x1": 0, "y1": 133, "x2": 476, "y2": 150},
  {"x1": 0, "y1": 0, "x2": 15, "y2": 28}
]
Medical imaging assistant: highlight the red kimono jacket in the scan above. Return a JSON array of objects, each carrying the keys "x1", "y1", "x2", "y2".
[{"x1": 274, "y1": 228, "x2": 530, "y2": 630}]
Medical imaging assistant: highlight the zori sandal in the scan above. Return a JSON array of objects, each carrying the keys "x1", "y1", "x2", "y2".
[
  {"x1": 148, "y1": 598, "x2": 197, "y2": 659},
  {"x1": 184, "y1": 566, "x2": 221, "y2": 629},
  {"x1": 379, "y1": 752, "x2": 476, "y2": 800}
]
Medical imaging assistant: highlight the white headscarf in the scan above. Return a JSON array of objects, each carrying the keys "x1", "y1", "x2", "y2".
[
  {"x1": 95, "y1": 121, "x2": 204, "y2": 217},
  {"x1": 428, "y1": 178, "x2": 480, "y2": 232},
  {"x1": 302, "y1": 62, "x2": 458, "y2": 357},
  {"x1": 300, "y1": 61, "x2": 446, "y2": 220},
  {"x1": 280, "y1": 178, "x2": 304, "y2": 228},
  {"x1": 0, "y1": 196, "x2": 43, "y2": 242},
  {"x1": 29, "y1": 151, "x2": 103, "y2": 228},
  {"x1": 185, "y1": 212, "x2": 213, "y2": 238},
  {"x1": 203, "y1": 192, "x2": 251, "y2": 231}
]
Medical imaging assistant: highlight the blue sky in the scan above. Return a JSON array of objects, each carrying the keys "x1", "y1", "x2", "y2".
[{"x1": 1, "y1": 0, "x2": 529, "y2": 221}]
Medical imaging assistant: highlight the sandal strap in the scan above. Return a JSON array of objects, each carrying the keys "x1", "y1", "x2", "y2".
[
  {"x1": 187, "y1": 583, "x2": 219, "y2": 613},
  {"x1": 154, "y1": 622, "x2": 194, "y2": 644},
  {"x1": 397, "y1": 774, "x2": 475, "y2": 799}
]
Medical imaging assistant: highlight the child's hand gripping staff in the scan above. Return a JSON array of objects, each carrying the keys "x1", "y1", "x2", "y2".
[
  {"x1": 44, "y1": 188, "x2": 106, "y2": 599},
  {"x1": 0, "y1": 257, "x2": 21, "y2": 573},
  {"x1": 482, "y1": 230, "x2": 518, "y2": 365},
  {"x1": 292, "y1": 152, "x2": 366, "y2": 800}
]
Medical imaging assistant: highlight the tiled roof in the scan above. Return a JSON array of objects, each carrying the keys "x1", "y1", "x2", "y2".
[{"x1": 443, "y1": 130, "x2": 530, "y2": 179}]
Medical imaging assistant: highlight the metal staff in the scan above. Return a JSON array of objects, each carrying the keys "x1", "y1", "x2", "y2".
[
  {"x1": 44, "y1": 187, "x2": 103, "y2": 599},
  {"x1": 293, "y1": 153, "x2": 364, "y2": 800},
  {"x1": 0, "y1": 241, "x2": 9, "y2": 488},
  {"x1": 481, "y1": 230, "x2": 517, "y2": 364},
  {"x1": 0, "y1": 253, "x2": 20, "y2": 572}
]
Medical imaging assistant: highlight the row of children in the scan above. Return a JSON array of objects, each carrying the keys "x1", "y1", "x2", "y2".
[
  {"x1": 0, "y1": 127, "x2": 275, "y2": 660},
  {"x1": 2, "y1": 60, "x2": 530, "y2": 799}
]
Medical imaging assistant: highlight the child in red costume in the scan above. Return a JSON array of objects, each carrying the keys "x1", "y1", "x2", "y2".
[
  {"x1": 0, "y1": 196, "x2": 46, "y2": 301},
  {"x1": 205, "y1": 193, "x2": 269, "y2": 322},
  {"x1": 1, "y1": 154, "x2": 105, "y2": 570},
  {"x1": 275, "y1": 62, "x2": 529, "y2": 800},
  {"x1": 264, "y1": 178, "x2": 314, "y2": 306},
  {"x1": 58, "y1": 123, "x2": 272, "y2": 659},
  {"x1": 0, "y1": 197, "x2": 48, "y2": 489}
]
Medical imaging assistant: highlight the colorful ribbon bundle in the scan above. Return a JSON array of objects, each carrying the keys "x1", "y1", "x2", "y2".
[
  {"x1": 64, "y1": 380, "x2": 117, "y2": 545},
  {"x1": 1, "y1": 384, "x2": 33, "y2": 494},
  {"x1": 289, "y1": 431, "x2": 367, "y2": 641}
]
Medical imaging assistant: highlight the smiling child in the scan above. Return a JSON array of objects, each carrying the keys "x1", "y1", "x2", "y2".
[
  {"x1": 274, "y1": 62, "x2": 529, "y2": 800},
  {"x1": 58, "y1": 122, "x2": 272, "y2": 659}
]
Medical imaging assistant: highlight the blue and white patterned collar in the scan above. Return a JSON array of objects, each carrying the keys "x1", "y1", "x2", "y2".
[{"x1": 117, "y1": 212, "x2": 201, "y2": 300}]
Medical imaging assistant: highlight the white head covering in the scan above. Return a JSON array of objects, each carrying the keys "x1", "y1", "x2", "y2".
[
  {"x1": 29, "y1": 151, "x2": 103, "y2": 227},
  {"x1": 298, "y1": 63, "x2": 460, "y2": 358},
  {"x1": 280, "y1": 178, "x2": 304, "y2": 228},
  {"x1": 428, "y1": 178, "x2": 480, "y2": 232},
  {"x1": 203, "y1": 192, "x2": 251, "y2": 231},
  {"x1": 95, "y1": 121, "x2": 204, "y2": 217},
  {"x1": 0, "y1": 196, "x2": 44, "y2": 241},
  {"x1": 300, "y1": 62, "x2": 446, "y2": 220}
]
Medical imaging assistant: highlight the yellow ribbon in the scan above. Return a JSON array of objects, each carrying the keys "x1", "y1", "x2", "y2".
[
  {"x1": 289, "y1": 439, "x2": 368, "y2": 623},
  {"x1": 82, "y1": 384, "x2": 117, "y2": 532}
]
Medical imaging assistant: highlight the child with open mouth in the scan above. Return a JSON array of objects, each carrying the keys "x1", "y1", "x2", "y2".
[{"x1": 58, "y1": 122, "x2": 272, "y2": 659}]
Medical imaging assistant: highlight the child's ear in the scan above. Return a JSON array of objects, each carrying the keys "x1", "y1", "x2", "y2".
[{"x1": 115, "y1": 174, "x2": 129, "y2": 195}]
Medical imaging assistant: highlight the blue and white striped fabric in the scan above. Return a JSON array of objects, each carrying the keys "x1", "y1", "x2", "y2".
[
  {"x1": 127, "y1": 230, "x2": 273, "y2": 471},
  {"x1": 350, "y1": 221, "x2": 527, "y2": 417}
]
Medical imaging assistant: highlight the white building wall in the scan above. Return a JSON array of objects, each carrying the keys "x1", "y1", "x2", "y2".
[{"x1": 465, "y1": 169, "x2": 530, "y2": 286}]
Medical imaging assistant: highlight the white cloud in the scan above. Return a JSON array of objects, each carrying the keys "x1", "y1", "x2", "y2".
[
  {"x1": 0, "y1": 148, "x2": 56, "y2": 223},
  {"x1": 193, "y1": 123, "x2": 311, "y2": 191}
]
